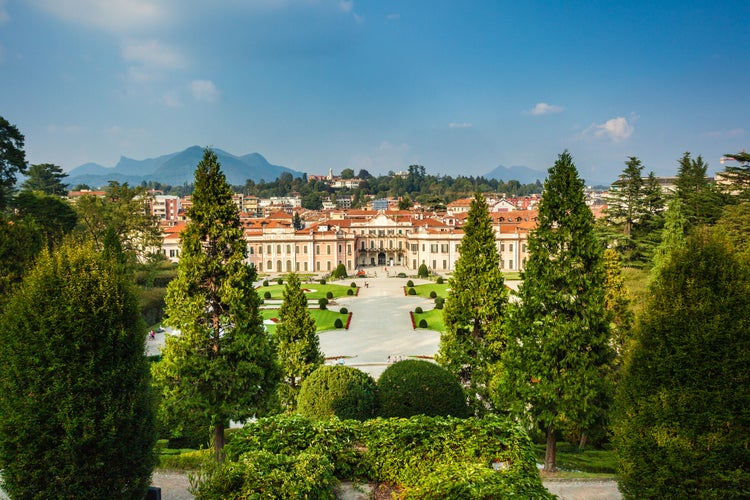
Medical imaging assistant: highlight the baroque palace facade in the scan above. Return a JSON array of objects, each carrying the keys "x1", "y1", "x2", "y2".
[{"x1": 160, "y1": 207, "x2": 539, "y2": 275}]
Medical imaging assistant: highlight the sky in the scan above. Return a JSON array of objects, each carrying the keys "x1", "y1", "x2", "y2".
[{"x1": 1, "y1": 0, "x2": 749, "y2": 185}]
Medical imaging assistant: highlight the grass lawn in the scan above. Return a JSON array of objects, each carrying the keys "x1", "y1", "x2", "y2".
[
  {"x1": 502, "y1": 271, "x2": 522, "y2": 280},
  {"x1": 413, "y1": 307, "x2": 445, "y2": 332},
  {"x1": 257, "y1": 283, "x2": 356, "y2": 300},
  {"x1": 410, "y1": 282, "x2": 450, "y2": 299},
  {"x1": 534, "y1": 442, "x2": 617, "y2": 479},
  {"x1": 261, "y1": 308, "x2": 349, "y2": 334}
]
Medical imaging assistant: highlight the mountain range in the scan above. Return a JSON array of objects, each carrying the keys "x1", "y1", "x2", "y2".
[
  {"x1": 482, "y1": 164, "x2": 547, "y2": 185},
  {"x1": 66, "y1": 146, "x2": 303, "y2": 188}
]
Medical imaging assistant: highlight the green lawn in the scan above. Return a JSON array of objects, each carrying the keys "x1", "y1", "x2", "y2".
[
  {"x1": 257, "y1": 283, "x2": 356, "y2": 300},
  {"x1": 409, "y1": 282, "x2": 450, "y2": 299},
  {"x1": 413, "y1": 307, "x2": 445, "y2": 332},
  {"x1": 261, "y1": 308, "x2": 349, "y2": 334},
  {"x1": 534, "y1": 442, "x2": 617, "y2": 478}
]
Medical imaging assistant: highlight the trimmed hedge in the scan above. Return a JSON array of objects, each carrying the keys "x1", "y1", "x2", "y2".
[
  {"x1": 200, "y1": 414, "x2": 552, "y2": 499},
  {"x1": 334, "y1": 318, "x2": 343, "y2": 329},
  {"x1": 407, "y1": 287, "x2": 416, "y2": 295},
  {"x1": 350, "y1": 282, "x2": 357, "y2": 288},
  {"x1": 436, "y1": 277, "x2": 444, "y2": 284},
  {"x1": 406, "y1": 279, "x2": 414, "y2": 287},
  {"x1": 340, "y1": 307, "x2": 348, "y2": 314},
  {"x1": 326, "y1": 291, "x2": 334, "y2": 299},
  {"x1": 264, "y1": 291, "x2": 272, "y2": 299},
  {"x1": 346, "y1": 288, "x2": 354, "y2": 296},
  {"x1": 297, "y1": 365, "x2": 378, "y2": 421},
  {"x1": 415, "y1": 306, "x2": 423, "y2": 314},
  {"x1": 418, "y1": 319, "x2": 428, "y2": 328},
  {"x1": 377, "y1": 360, "x2": 468, "y2": 418},
  {"x1": 429, "y1": 290, "x2": 437, "y2": 298}
]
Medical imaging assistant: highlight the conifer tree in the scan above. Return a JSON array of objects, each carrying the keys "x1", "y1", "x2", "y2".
[
  {"x1": 615, "y1": 229, "x2": 750, "y2": 498},
  {"x1": 275, "y1": 272, "x2": 324, "y2": 410},
  {"x1": 438, "y1": 192, "x2": 507, "y2": 414},
  {"x1": 0, "y1": 239, "x2": 156, "y2": 498},
  {"x1": 496, "y1": 151, "x2": 613, "y2": 471},
  {"x1": 606, "y1": 156, "x2": 644, "y2": 238},
  {"x1": 603, "y1": 248, "x2": 633, "y2": 359},
  {"x1": 675, "y1": 152, "x2": 725, "y2": 227},
  {"x1": 153, "y1": 148, "x2": 279, "y2": 462},
  {"x1": 650, "y1": 197, "x2": 688, "y2": 283}
]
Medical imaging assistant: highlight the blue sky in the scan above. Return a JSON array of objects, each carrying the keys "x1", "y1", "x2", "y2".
[{"x1": 1, "y1": 1, "x2": 748, "y2": 184}]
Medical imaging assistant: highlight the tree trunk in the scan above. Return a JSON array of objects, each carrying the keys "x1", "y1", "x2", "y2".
[
  {"x1": 213, "y1": 423, "x2": 225, "y2": 464},
  {"x1": 578, "y1": 432, "x2": 588, "y2": 452},
  {"x1": 544, "y1": 424, "x2": 557, "y2": 472}
]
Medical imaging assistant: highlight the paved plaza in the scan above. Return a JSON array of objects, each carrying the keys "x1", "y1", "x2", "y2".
[{"x1": 146, "y1": 266, "x2": 442, "y2": 379}]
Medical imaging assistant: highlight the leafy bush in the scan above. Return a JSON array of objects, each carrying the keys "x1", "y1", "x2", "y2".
[
  {"x1": 138, "y1": 286, "x2": 167, "y2": 326},
  {"x1": 406, "y1": 279, "x2": 414, "y2": 287},
  {"x1": 326, "y1": 291, "x2": 333, "y2": 299},
  {"x1": 346, "y1": 288, "x2": 354, "y2": 296},
  {"x1": 332, "y1": 263, "x2": 348, "y2": 279},
  {"x1": 436, "y1": 277, "x2": 444, "y2": 284},
  {"x1": 158, "y1": 449, "x2": 211, "y2": 471},
  {"x1": 320, "y1": 279, "x2": 327, "y2": 285},
  {"x1": 408, "y1": 287, "x2": 416, "y2": 295},
  {"x1": 435, "y1": 301, "x2": 444, "y2": 310},
  {"x1": 417, "y1": 263, "x2": 429, "y2": 278},
  {"x1": 263, "y1": 280, "x2": 269, "y2": 286},
  {"x1": 340, "y1": 307, "x2": 348, "y2": 314},
  {"x1": 318, "y1": 297, "x2": 328, "y2": 310},
  {"x1": 429, "y1": 290, "x2": 437, "y2": 298},
  {"x1": 277, "y1": 278, "x2": 284, "y2": 285},
  {"x1": 415, "y1": 306, "x2": 423, "y2": 314},
  {"x1": 334, "y1": 318, "x2": 343, "y2": 329},
  {"x1": 263, "y1": 291, "x2": 271, "y2": 299},
  {"x1": 377, "y1": 360, "x2": 468, "y2": 418},
  {"x1": 297, "y1": 365, "x2": 378, "y2": 421},
  {"x1": 350, "y1": 282, "x2": 357, "y2": 288},
  {"x1": 418, "y1": 319, "x2": 428, "y2": 328},
  {"x1": 397, "y1": 272, "x2": 407, "y2": 278}
]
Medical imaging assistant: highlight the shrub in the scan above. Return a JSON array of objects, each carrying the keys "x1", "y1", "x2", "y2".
[
  {"x1": 334, "y1": 318, "x2": 343, "y2": 329},
  {"x1": 350, "y1": 282, "x2": 357, "y2": 288},
  {"x1": 408, "y1": 287, "x2": 416, "y2": 295},
  {"x1": 346, "y1": 288, "x2": 354, "y2": 296},
  {"x1": 264, "y1": 291, "x2": 272, "y2": 299},
  {"x1": 406, "y1": 279, "x2": 414, "y2": 287},
  {"x1": 435, "y1": 301, "x2": 444, "y2": 310},
  {"x1": 318, "y1": 297, "x2": 328, "y2": 310},
  {"x1": 415, "y1": 306, "x2": 423, "y2": 314},
  {"x1": 377, "y1": 360, "x2": 468, "y2": 418},
  {"x1": 429, "y1": 290, "x2": 437, "y2": 298},
  {"x1": 418, "y1": 319, "x2": 428, "y2": 328},
  {"x1": 326, "y1": 291, "x2": 333, "y2": 299},
  {"x1": 320, "y1": 279, "x2": 327, "y2": 285},
  {"x1": 263, "y1": 280, "x2": 269, "y2": 286},
  {"x1": 340, "y1": 307, "x2": 348, "y2": 315},
  {"x1": 397, "y1": 272, "x2": 407, "y2": 278},
  {"x1": 297, "y1": 365, "x2": 378, "y2": 421},
  {"x1": 332, "y1": 263, "x2": 348, "y2": 280},
  {"x1": 417, "y1": 263, "x2": 429, "y2": 278},
  {"x1": 436, "y1": 277, "x2": 444, "y2": 284},
  {"x1": 277, "y1": 278, "x2": 284, "y2": 285}
]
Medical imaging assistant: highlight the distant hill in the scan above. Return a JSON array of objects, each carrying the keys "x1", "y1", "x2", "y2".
[
  {"x1": 66, "y1": 147, "x2": 303, "y2": 188},
  {"x1": 483, "y1": 164, "x2": 546, "y2": 185}
]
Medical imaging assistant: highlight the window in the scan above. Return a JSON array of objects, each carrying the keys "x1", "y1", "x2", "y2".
[
  {"x1": 500, "y1": 243, "x2": 505, "y2": 252},
  {"x1": 304, "y1": 245, "x2": 308, "y2": 254},
  {"x1": 347, "y1": 244, "x2": 352, "y2": 255},
  {"x1": 267, "y1": 260, "x2": 272, "y2": 270},
  {"x1": 413, "y1": 259, "x2": 417, "y2": 268},
  {"x1": 169, "y1": 249, "x2": 176, "y2": 258},
  {"x1": 508, "y1": 260, "x2": 513, "y2": 269},
  {"x1": 286, "y1": 244, "x2": 291, "y2": 254},
  {"x1": 338, "y1": 244, "x2": 342, "y2": 253},
  {"x1": 370, "y1": 241, "x2": 374, "y2": 249},
  {"x1": 509, "y1": 243, "x2": 513, "y2": 251},
  {"x1": 304, "y1": 262, "x2": 308, "y2": 271},
  {"x1": 441, "y1": 244, "x2": 449, "y2": 253},
  {"x1": 361, "y1": 241, "x2": 365, "y2": 250},
  {"x1": 267, "y1": 245, "x2": 271, "y2": 254},
  {"x1": 422, "y1": 244, "x2": 425, "y2": 251},
  {"x1": 432, "y1": 260, "x2": 436, "y2": 269},
  {"x1": 316, "y1": 244, "x2": 320, "y2": 255},
  {"x1": 431, "y1": 244, "x2": 438, "y2": 253},
  {"x1": 327, "y1": 245, "x2": 331, "y2": 255},
  {"x1": 295, "y1": 245, "x2": 299, "y2": 253},
  {"x1": 316, "y1": 262, "x2": 320, "y2": 271},
  {"x1": 327, "y1": 262, "x2": 331, "y2": 271},
  {"x1": 398, "y1": 241, "x2": 402, "y2": 249},
  {"x1": 442, "y1": 259, "x2": 447, "y2": 269},
  {"x1": 296, "y1": 262, "x2": 300, "y2": 271},
  {"x1": 249, "y1": 247, "x2": 254, "y2": 255},
  {"x1": 276, "y1": 244, "x2": 281, "y2": 254}
]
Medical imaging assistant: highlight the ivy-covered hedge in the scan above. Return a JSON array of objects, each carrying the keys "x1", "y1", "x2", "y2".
[{"x1": 194, "y1": 414, "x2": 551, "y2": 499}]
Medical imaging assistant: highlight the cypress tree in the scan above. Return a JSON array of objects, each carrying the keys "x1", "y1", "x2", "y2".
[
  {"x1": 275, "y1": 272, "x2": 324, "y2": 410},
  {"x1": 153, "y1": 148, "x2": 280, "y2": 463},
  {"x1": 438, "y1": 192, "x2": 507, "y2": 414},
  {"x1": 0, "y1": 240, "x2": 156, "y2": 498},
  {"x1": 497, "y1": 151, "x2": 613, "y2": 471},
  {"x1": 615, "y1": 229, "x2": 750, "y2": 498}
]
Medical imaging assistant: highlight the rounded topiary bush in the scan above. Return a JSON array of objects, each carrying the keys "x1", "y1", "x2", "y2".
[
  {"x1": 340, "y1": 307, "x2": 348, "y2": 315},
  {"x1": 277, "y1": 278, "x2": 283, "y2": 285},
  {"x1": 418, "y1": 319, "x2": 428, "y2": 328},
  {"x1": 415, "y1": 306, "x2": 423, "y2": 314},
  {"x1": 406, "y1": 280, "x2": 414, "y2": 288},
  {"x1": 408, "y1": 287, "x2": 416, "y2": 295},
  {"x1": 326, "y1": 291, "x2": 333, "y2": 299},
  {"x1": 318, "y1": 297, "x2": 328, "y2": 310},
  {"x1": 334, "y1": 318, "x2": 343, "y2": 329},
  {"x1": 298, "y1": 365, "x2": 378, "y2": 421},
  {"x1": 436, "y1": 277, "x2": 444, "y2": 284},
  {"x1": 263, "y1": 280, "x2": 269, "y2": 287},
  {"x1": 397, "y1": 272, "x2": 407, "y2": 278},
  {"x1": 350, "y1": 282, "x2": 357, "y2": 288},
  {"x1": 435, "y1": 301, "x2": 444, "y2": 310},
  {"x1": 429, "y1": 290, "x2": 437, "y2": 299},
  {"x1": 263, "y1": 291, "x2": 272, "y2": 299},
  {"x1": 347, "y1": 288, "x2": 354, "y2": 296},
  {"x1": 418, "y1": 263, "x2": 429, "y2": 278},
  {"x1": 377, "y1": 360, "x2": 468, "y2": 418},
  {"x1": 320, "y1": 279, "x2": 327, "y2": 285}
]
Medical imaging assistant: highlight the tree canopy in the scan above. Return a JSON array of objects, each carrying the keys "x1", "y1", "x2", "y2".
[
  {"x1": 0, "y1": 116, "x2": 27, "y2": 210},
  {"x1": 21, "y1": 163, "x2": 69, "y2": 196}
]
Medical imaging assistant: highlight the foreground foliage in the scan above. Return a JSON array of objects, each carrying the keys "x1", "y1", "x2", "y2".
[
  {"x1": 615, "y1": 229, "x2": 750, "y2": 499},
  {"x1": 195, "y1": 414, "x2": 552, "y2": 499},
  {"x1": 297, "y1": 365, "x2": 378, "y2": 421},
  {"x1": 0, "y1": 240, "x2": 157, "y2": 498}
]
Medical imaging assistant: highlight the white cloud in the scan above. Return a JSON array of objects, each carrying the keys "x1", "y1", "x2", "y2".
[
  {"x1": 449, "y1": 122, "x2": 473, "y2": 129},
  {"x1": 190, "y1": 80, "x2": 220, "y2": 103},
  {"x1": 585, "y1": 116, "x2": 634, "y2": 142},
  {"x1": 160, "y1": 91, "x2": 183, "y2": 108},
  {"x1": 31, "y1": 0, "x2": 166, "y2": 32},
  {"x1": 529, "y1": 102, "x2": 563, "y2": 116}
]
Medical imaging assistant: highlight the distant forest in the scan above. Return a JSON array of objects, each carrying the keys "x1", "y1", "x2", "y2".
[{"x1": 137, "y1": 165, "x2": 545, "y2": 210}]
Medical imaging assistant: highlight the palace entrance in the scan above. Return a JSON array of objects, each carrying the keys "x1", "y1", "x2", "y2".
[{"x1": 378, "y1": 252, "x2": 386, "y2": 265}]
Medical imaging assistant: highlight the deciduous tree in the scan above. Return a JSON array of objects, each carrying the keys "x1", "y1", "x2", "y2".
[
  {"x1": 615, "y1": 229, "x2": 750, "y2": 498},
  {"x1": 496, "y1": 151, "x2": 613, "y2": 472},
  {"x1": 275, "y1": 273, "x2": 324, "y2": 410},
  {"x1": 153, "y1": 148, "x2": 279, "y2": 462},
  {"x1": 438, "y1": 192, "x2": 507, "y2": 415},
  {"x1": 0, "y1": 239, "x2": 156, "y2": 498}
]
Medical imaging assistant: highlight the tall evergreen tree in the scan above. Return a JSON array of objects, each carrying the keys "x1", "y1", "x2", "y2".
[
  {"x1": 496, "y1": 151, "x2": 613, "y2": 471},
  {"x1": 606, "y1": 156, "x2": 644, "y2": 237},
  {"x1": 650, "y1": 197, "x2": 688, "y2": 283},
  {"x1": 615, "y1": 229, "x2": 750, "y2": 498},
  {"x1": 275, "y1": 273, "x2": 324, "y2": 410},
  {"x1": 675, "y1": 152, "x2": 724, "y2": 227},
  {"x1": 0, "y1": 239, "x2": 156, "y2": 498},
  {"x1": 438, "y1": 192, "x2": 508, "y2": 415},
  {"x1": 0, "y1": 116, "x2": 27, "y2": 210},
  {"x1": 719, "y1": 150, "x2": 750, "y2": 200},
  {"x1": 153, "y1": 148, "x2": 280, "y2": 462},
  {"x1": 21, "y1": 162, "x2": 69, "y2": 196}
]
